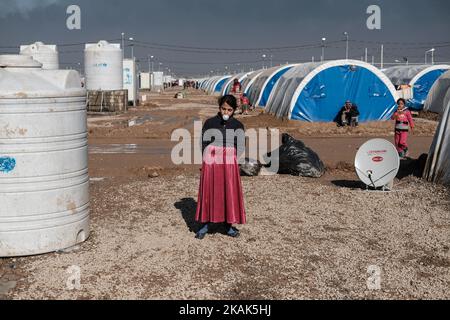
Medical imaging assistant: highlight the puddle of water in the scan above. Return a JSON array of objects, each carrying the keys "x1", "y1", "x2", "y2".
[
  {"x1": 129, "y1": 115, "x2": 153, "y2": 127},
  {"x1": 89, "y1": 144, "x2": 171, "y2": 155}
]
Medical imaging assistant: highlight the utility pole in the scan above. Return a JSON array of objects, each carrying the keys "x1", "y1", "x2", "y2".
[
  {"x1": 121, "y1": 32, "x2": 125, "y2": 62},
  {"x1": 321, "y1": 38, "x2": 326, "y2": 62},
  {"x1": 343, "y1": 32, "x2": 349, "y2": 60},
  {"x1": 148, "y1": 55, "x2": 151, "y2": 73},
  {"x1": 129, "y1": 37, "x2": 134, "y2": 60}
]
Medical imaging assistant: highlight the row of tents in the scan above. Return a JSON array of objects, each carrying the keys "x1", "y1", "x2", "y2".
[
  {"x1": 198, "y1": 61, "x2": 450, "y2": 186},
  {"x1": 198, "y1": 60, "x2": 450, "y2": 123}
]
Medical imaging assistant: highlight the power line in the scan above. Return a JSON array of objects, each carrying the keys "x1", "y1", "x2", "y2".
[{"x1": 134, "y1": 56, "x2": 265, "y2": 65}]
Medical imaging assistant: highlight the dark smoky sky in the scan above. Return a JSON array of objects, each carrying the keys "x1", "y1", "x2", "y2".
[{"x1": 1, "y1": 0, "x2": 449, "y2": 77}]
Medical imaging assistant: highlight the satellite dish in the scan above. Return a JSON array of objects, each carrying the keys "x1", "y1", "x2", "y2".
[{"x1": 355, "y1": 139, "x2": 400, "y2": 190}]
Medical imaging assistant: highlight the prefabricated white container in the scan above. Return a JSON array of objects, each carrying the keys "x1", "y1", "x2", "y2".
[
  {"x1": 20, "y1": 42, "x2": 59, "y2": 70},
  {"x1": 153, "y1": 72, "x2": 164, "y2": 87},
  {"x1": 139, "y1": 72, "x2": 151, "y2": 89},
  {"x1": 0, "y1": 55, "x2": 90, "y2": 257},
  {"x1": 84, "y1": 40, "x2": 123, "y2": 90},
  {"x1": 123, "y1": 58, "x2": 137, "y2": 103}
]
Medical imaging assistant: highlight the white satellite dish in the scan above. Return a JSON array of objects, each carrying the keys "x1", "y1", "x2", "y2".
[{"x1": 355, "y1": 139, "x2": 400, "y2": 190}]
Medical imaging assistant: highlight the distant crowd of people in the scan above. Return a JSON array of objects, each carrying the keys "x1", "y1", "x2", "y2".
[{"x1": 183, "y1": 80, "x2": 200, "y2": 90}]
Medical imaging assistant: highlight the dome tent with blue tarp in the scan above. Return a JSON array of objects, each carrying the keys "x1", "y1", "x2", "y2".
[
  {"x1": 383, "y1": 65, "x2": 450, "y2": 110},
  {"x1": 221, "y1": 72, "x2": 253, "y2": 95},
  {"x1": 266, "y1": 60, "x2": 399, "y2": 122},
  {"x1": 246, "y1": 64, "x2": 298, "y2": 107}
]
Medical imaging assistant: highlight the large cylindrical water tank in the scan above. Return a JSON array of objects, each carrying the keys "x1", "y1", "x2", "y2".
[
  {"x1": 0, "y1": 55, "x2": 90, "y2": 257},
  {"x1": 20, "y1": 42, "x2": 59, "y2": 70},
  {"x1": 84, "y1": 40, "x2": 123, "y2": 90}
]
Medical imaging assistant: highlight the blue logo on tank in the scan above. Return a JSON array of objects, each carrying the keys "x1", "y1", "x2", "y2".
[{"x1": 0, "y1": 157, "x2": 16, "y2": 173}]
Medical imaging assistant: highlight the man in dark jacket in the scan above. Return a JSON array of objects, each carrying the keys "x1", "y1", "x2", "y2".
[{"x1": 336, "y1": 100, "x2": 360, "y2": 127}]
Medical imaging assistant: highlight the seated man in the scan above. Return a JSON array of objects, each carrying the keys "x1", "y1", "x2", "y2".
[{"x1": 336, "y1": 100, "x2": 360, "y2": 127}]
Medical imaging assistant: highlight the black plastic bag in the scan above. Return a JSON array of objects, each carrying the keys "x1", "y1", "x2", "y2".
[
  {"x1": 272, "y1": 133, "x2": 325, "y2": 178},
  {"x1": 240, "y1": 158, "x2": 262, "y2": 177}
]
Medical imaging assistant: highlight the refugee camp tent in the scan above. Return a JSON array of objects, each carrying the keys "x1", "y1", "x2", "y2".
[
  {"x1": 221, "y1": 72, "x2": 252, "y2": 95},
  {"x1": 242, "y1": 70, "x2": 264, "y2": 95},
  {"x1": 266, "y1": 60, "x2": 399, "y2": 122},
  {"x1": 423, "y1": 99, "x2": 450, "y2": 186},
  {"x1": 199, "y1": 79, "x2": 208, "y2": 89},
  {"x1": 208, "y1": 75, "x2": 231, "y2": 94},
  {"x1": 246, "y1": 64, "x2": 297, "y2": 107},
  {"x1": 383, "y1": 65, "x2": 450, "y2": 110},
  {"x1": 423, "y1": 70, "x2": 450, "y2": 114},
  {"x1": 204, "y1": 77, "x2": 216, "y2": 92},
  {"x1": 205, "y1": 76, "x2": 220, "y2": 93},
  {"x1": 201, "y1": 77, "x2": 214, "y2": 91}
]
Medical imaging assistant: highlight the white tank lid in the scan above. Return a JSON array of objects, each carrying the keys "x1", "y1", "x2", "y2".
[
  {"x1": 0, "y1": 55, "x2": 42, "y2": 68},
  {"x1": 20, "y1": 42, "x2": 58, "y2": 53},
  {"x1": 0, "y1": 55, "x2": 85, "y2": 98},
  {"x1": 85, "y1": 40, "x2": 121, "y2": 51}
]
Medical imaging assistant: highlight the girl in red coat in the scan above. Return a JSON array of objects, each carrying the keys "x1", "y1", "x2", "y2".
[
  {"x1": 195, "y1": 95, "x2": 247, "y2": 239},
  {"x1": 391, "y1": 98, "x2": 414, "y2": 159}
]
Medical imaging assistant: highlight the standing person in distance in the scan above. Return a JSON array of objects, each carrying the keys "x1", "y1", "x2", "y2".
[{"x1": 391, "y1": 98, "x2": 414, "y2": 159}]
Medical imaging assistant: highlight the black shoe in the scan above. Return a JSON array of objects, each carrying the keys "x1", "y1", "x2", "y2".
[
  {"x1": 227, "y1": 227, "x2": 240, "y2": 238},
  {"x1": 195, "y1": 232, "x2": 206, "y2": 240}
]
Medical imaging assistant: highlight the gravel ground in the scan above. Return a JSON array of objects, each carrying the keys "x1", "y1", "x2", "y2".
[{"x1": 2, "y1": 174, "x2": 449, "y2": 300}]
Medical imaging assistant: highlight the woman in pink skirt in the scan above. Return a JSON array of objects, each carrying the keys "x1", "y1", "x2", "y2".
[{"x1": 195, "y1": 95, "x2": 247, "y2": 239}]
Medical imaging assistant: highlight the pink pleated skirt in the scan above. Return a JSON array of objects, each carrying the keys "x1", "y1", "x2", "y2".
[{"x1": 195, "y1": 145, "x2": 247, "y2": 224}]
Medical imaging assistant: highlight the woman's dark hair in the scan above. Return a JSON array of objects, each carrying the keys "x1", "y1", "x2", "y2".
[
  {"x1": 218, "y1": 95, "x2": 238, "y2": 110},
  {"x1": 397, "y1": 98, "x2": 406, "y2": 105}
]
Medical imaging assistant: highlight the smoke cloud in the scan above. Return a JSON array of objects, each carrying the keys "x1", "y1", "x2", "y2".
[{"x1": 0, "y1": 0, "x2": 62, "y2": 18}]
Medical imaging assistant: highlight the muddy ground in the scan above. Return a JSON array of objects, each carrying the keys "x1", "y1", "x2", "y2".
[{"x1": 1, "y1": 88, "x2": 449, "y2": 300}]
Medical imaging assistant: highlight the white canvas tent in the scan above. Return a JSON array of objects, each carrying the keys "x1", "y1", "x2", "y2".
[
  {"x1": 203, "y1": 75, "x2": 231, "y2": 94},
  {"x1": 423, "y1": 70, "x2": 450, "y2": 114},
  {"x1": 423, "y1": 99, "x2": 450, "y2": 186},
  {"x1": 383, "y1": 65, "x2": 450, "y2": 110},
  {"x1": 221, "y1": 72, "x2": 252, "y2": 95},
  {"x1": 242, "y1": 70, "x2": 264, "y2": 95},
  {"x1": 246, "y1": 64, "x2": 298, "y2": 107},
  {"x1": 265, "y1": 60, "x2": 398, "y2": 122}
]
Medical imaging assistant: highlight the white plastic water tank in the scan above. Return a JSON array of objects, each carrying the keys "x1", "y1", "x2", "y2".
[
  {"x1": 84, "y1": 40, "x2": 123, "y2": 91},
  {"x1": 20, "y1": 42, "x2": 59, "y2": 70},
  {"x1": 0, "y1": 55, "x2": 90, "y2": 257}
]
